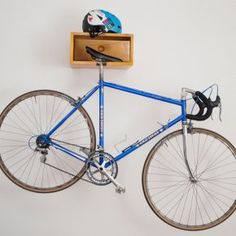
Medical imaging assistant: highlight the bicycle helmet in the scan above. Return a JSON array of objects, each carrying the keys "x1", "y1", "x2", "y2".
[{"x1": 82, "y1": 9, "x2": 122, "y2": 37}]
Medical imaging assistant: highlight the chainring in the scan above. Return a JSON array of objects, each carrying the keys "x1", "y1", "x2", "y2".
[{"x1": 86, "y1": 151, "x2": 118, "y2": 185}]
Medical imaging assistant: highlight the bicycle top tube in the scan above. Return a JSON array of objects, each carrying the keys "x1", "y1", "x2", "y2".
[{"x1": 103, "y1": 81, "x2": 183, "y2": 106}]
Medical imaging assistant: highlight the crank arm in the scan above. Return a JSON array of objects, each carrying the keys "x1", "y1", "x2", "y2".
[
  {"x1": 94, "y1": 162, "x2": 126, "y2": 193},
  {"x1": 102, "y1": 169, "x2": 126, "y2": 193}
]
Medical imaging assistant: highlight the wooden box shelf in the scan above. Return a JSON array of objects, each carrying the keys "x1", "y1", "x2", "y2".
[{"x1": 70, "y1": 32, "x2": 133, "y2": 68}]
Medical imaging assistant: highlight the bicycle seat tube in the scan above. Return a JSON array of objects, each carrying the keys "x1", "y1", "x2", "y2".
[{"x1": 98, "y1": 61, "x2": 105, "y2": 150}]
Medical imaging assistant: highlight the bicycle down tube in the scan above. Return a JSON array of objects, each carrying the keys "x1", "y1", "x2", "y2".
[{"x1": 45, "y1": 79, "x2": 186, "y2": 164}]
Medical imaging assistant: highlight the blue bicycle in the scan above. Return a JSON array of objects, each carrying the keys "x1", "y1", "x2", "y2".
[{"x1": 0, "y1": 47, "x2": 235, "y2": 231}]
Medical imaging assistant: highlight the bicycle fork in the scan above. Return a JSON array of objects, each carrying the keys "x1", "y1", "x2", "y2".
[
  {"x1": 182, "y1": 121, "x2": 196, "y2": 182},
  {"x1": 181, "y1": 88, "x2": 196, "y2": 182}
]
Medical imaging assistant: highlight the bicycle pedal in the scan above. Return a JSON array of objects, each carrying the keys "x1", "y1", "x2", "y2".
[{"x1": 115, "y1": 186, "x2": 126, "y2": 194}]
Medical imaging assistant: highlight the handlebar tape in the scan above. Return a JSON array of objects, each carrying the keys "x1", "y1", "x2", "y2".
[{"x1": 186, "y1": 91, "x2": 213, "y2": 121}]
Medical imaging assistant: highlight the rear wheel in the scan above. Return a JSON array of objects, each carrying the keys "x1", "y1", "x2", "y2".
[
  {"x1": 0, "y1": 90, "x2": 96, "y2": 193},
  {"x1": 142, "y1": 128, "x2": 236, "y2": 230}
]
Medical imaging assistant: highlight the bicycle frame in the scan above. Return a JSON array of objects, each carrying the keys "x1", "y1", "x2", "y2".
[{"x1": 45, "y1": 68, "x2": 187, "y2": 165}]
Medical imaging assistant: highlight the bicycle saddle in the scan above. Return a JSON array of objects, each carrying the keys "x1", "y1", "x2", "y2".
[{"x1": 86, "y1": 46, "x2": 123, "y2": 62}]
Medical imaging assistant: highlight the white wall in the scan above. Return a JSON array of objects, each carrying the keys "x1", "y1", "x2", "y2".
[{"x1": 0, "y1": 0, "x2": 235, "y2": 235}]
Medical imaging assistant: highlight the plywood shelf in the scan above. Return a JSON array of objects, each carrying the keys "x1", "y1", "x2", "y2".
[{"x1": 70, "y1": 32, "x2": 133, "y2": 68}]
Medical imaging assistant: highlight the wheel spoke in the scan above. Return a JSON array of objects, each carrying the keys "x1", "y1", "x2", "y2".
[
  {"x1": 143, "y1": 128, "x2": 236, "y2": 230},
  {"x1": 0, "y1": 90, "x2": 95, "y2": 192}
]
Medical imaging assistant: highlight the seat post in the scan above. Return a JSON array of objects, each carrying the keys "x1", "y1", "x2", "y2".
[{"x1": 98, "y1": 61, "x2": 105, "y2": 81}]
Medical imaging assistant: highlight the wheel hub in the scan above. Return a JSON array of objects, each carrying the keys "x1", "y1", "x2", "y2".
[
  {"x1": 189, "y1": 177, "x2": 198, "y2": 183},
  {"x1": 36, "y1": 134, "x2": 50, "y2": 149}
]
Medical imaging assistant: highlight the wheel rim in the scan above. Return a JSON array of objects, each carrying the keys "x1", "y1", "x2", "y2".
[
  {"x1": 0, "y1": 90, "x2": 96, "y2": 192},
  {"x1": 142, "y1": 128, "x2": 236, "y2": 230}
]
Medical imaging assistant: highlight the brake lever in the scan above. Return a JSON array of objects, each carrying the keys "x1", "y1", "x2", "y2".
[
  {"x1": 218, "y1": 101, "x2": 222, "y2": 121},
  {"x1": 212, "y1": 102, "x2": 222, "y2": 121},
  {"x1": 209, "y1": 95, "x2": 222, "y2": 121}
]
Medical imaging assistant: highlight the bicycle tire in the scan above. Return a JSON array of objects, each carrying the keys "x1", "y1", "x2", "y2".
[
  {"x1": 0, "y1": 90, "x2": 96, "y2": 193},
  {"x1": 142, "y1": 128, "x2": 236, "y2": 230}
]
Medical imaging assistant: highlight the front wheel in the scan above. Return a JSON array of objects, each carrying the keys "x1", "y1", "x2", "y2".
[
  {"x1": 0, "y1": 90, "x2": 96, "y2": 193},
  {"x1": 142, "y1": 128, "x2": 236, "y2": 230}
]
